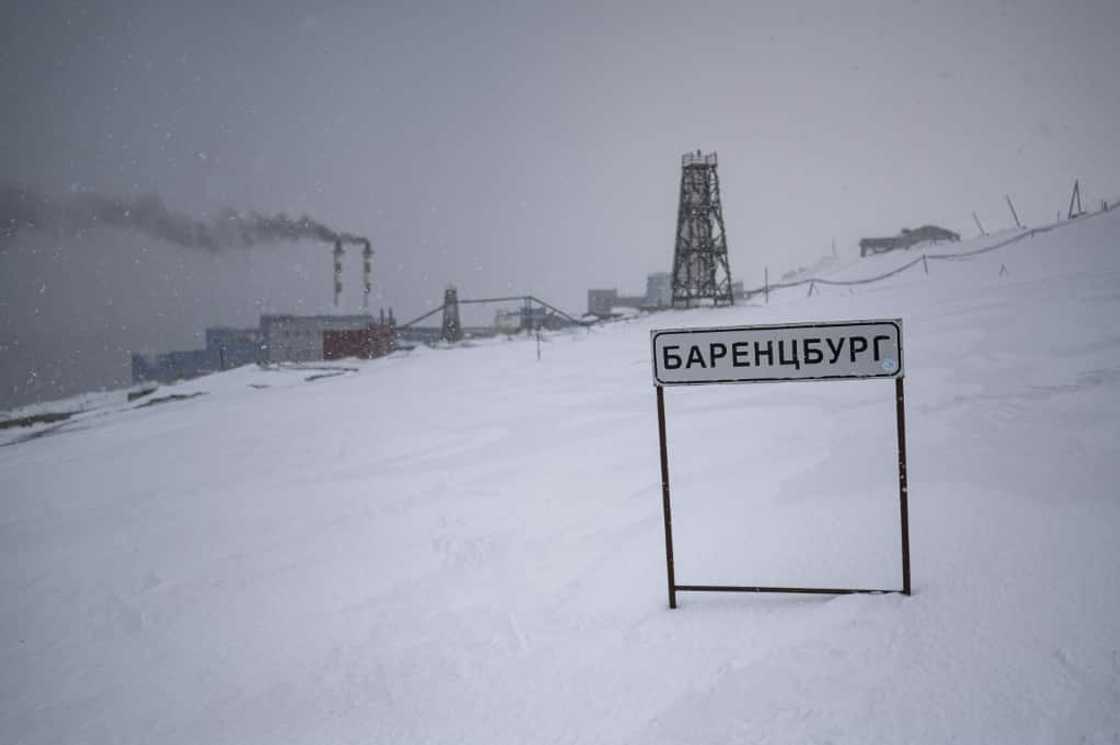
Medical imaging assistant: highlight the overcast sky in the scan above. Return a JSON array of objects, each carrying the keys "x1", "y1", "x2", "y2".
[{"x1": 2, "y1": 0, "x2": 1118, "y2": 408}]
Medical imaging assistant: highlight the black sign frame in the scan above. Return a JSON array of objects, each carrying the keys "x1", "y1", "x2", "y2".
[{"x1": 653, "y1": 321, "x2": 911, "y2": 608}]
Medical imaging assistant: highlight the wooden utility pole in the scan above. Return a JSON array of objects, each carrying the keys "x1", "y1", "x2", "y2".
[{"x1": 972, "y1": 212, "x2": 987, "y2": 236}]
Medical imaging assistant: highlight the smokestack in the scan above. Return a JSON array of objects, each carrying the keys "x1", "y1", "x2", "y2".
[
  {"x1": 333, "y1": 240, "x2": 344, "y2": 307},
  {"x1": 362, "y1": 239, "x2": 373, "y2": 310}
]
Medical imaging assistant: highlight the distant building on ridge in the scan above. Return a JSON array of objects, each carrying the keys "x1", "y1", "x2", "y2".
[{"x1": 859, "y1": 225, "x2": 960, "y2": 257}]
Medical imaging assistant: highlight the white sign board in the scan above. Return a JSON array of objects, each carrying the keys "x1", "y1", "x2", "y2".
[{"x1": 651, "y1": 319, "x2": 903, "y2": 386}]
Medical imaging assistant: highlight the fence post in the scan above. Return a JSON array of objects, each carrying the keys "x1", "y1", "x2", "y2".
[
  {"x1": 1005, "y1": 194, "x2": 1022, "y2": 229},
  {"x1": 972, "y1": 211, "x2": 986, "y2": 236},
  {"x1": 923, "y1": 255, "x2": 928, "y2": 275},
  {"x1": 765, "y1": 267, "x2": 769, "y2": 304},
  {"x1": 807, "y1": 281, "x2": 815, "y2": 298}
]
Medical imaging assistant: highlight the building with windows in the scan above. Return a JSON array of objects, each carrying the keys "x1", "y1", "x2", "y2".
[
  {"x1": 260, "y1": 314, "x2": 374, "y2": 363},
  {"x1": 131, "y1": 314, "x2": 384, "y2": 384}
]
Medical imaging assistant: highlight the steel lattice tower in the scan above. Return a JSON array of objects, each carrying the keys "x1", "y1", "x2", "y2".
[
  {"x1": 441, "y1": 286, "x2": 463, "y2": 342},
  {"x1": 671, "y1": 151, "x2": 734, "y2": 307}
]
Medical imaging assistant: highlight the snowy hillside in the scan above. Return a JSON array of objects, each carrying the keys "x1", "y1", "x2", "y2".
[{"x1": 3, "y1": 210, "x2": 1120, "y2": 743}]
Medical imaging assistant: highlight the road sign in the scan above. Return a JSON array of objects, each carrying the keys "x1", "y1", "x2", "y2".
[
  {"x1": 652, "y1": 319, "x2": 902, "y2": 386},
  {"x1": 651, "y1": 318, "x2": 911, "y2": 608}
]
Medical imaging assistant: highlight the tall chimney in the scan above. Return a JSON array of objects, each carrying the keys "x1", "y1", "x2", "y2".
[
  {"x1": 362, "y1": 240, "x2": 373, "y2": 310},
  {"x1": 333, "y1": 241, "x2": 344, "y2": 307}
]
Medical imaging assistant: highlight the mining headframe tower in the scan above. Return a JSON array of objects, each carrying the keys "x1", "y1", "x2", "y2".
[{"x1": 671, "y1": 150, "x2": 734, "y2": 308}]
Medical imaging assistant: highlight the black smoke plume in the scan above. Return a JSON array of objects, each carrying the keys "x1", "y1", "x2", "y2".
[{"x1": 0, "y1": 184, "x2": 369, "y2": 250}]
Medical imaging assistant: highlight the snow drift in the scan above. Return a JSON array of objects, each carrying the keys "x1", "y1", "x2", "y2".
[{"x1": 3, "y1": 210, "x2": 1120, "y2": 743}]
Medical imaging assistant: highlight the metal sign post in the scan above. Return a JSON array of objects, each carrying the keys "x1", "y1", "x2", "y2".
[{"x1": 651, "y1": 319, "x2": 911, "y2": 608}]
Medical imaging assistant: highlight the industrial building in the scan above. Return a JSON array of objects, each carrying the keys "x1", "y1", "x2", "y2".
[
  {"x1": 493, "y1": 303, "x2": 568, "y2": 333},
  {"x1": 587, "y1": 272, "x2": 674, "y2": 317},
  {"x1": 859, "y1": 225, "x2": 960, "y2": 257},
  {"x1": 259, "y1": 314, "x2": 373, "y2": 363},
  {"x1": 494, "y1": 309, "x2": 522, "y2": 334},
  {"x1": 646, "y1": 272, "x2": 672, "y2": 308},
  {"x1": 132, "y1": 313, "x2": 394, "y2": 384},
  {"x1": 132, "y1": 326, "x2": 262, "y2": 384},
  {"x1": 322, "y1": 325, "x2": 395, "y2": 361},
  {"x1": 131, "y1": 348, "x2": 219, "y2": 385},
  {"x1": 205, "y1": 327, "x2": 265, "y2": 369}
]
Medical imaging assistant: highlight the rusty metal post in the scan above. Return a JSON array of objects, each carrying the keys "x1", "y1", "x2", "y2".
[
  {"x1": 656, "y1": 385, "x2": 678, "y2": 608},
  {"x1": 895, "y1": 376, "x2": 912, "y2": 596}
]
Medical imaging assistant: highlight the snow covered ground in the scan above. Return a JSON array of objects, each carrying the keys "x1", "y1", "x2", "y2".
[{"x1": 3, "y1": 209, "x2": 1120, "y2": 743}]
